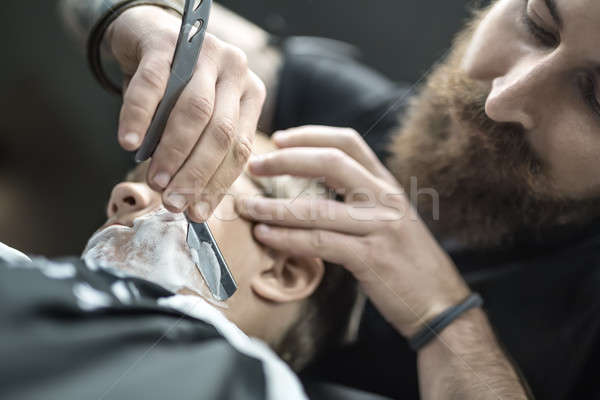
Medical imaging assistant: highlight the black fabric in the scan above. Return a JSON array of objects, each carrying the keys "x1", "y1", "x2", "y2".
[
  {"x1": 274, "y1": 37, "x2": 409, "y2": 161},
  {"x1": 275, "y1": 37, "x2": 600, "y2": 400},
  {"x1": 304, "y1": 381, "x2": 393, "y2": 400},
  {"x1": 0, "y1": 258, "x2": 266, "y2": 400}
]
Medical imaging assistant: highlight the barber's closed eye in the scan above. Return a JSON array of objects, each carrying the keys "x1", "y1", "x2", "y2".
[{"x1": 522, "y1": 1, "x2": 600, "y2": 122}]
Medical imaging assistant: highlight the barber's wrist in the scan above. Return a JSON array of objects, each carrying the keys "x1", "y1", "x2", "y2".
[
  {"x1": 418, "y1": 307, "x2": 491, "y2": 359},
  {"x1": 89, "y1": 1, "x2": 183, "y2": 94},
  {"x1": 407, "y1": 291, "x2": 483, "y2": 352},
  {"x1": 102, "y1": 17, "x2": 118, "y2": 55},
  {"x1": 431, "y1": 306, "x2": 487, "y2": 341},
  {"x1": 103, "y1": 4, "x2": 181, "y2": 55},
  {"x1": 416, "y1": 307, "x2": 490, "y2": 382},
  {"x1": 400, "y1": 285, "x2": 472, "y2": 339}
]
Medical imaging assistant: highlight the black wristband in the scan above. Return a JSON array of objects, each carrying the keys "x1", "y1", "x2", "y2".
[
  {"x1": 87, "y1": 0, "x2": 184, "y2": 95},
  {"x1": 408, "y1": 293, "x2": 483, "y2": 352}
]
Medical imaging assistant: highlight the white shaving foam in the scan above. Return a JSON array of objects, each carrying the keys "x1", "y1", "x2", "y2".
[
  {"x1": 81, "y1": 207, "x2": 226, "y2": 308},
  {"x1": 74, "y1": 282, "x2": 113, "y2": 311},
  {"x1": 191, "y1": 241, "x2": 226, "y2": 300}
]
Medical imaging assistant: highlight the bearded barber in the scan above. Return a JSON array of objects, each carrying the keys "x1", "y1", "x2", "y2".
[{"x1": 59, "y1": 1, "x2": 552, "y2": 399}]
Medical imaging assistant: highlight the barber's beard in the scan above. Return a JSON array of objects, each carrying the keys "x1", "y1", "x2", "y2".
[{"x1": 387, "y1": 8, "x2": 600, "y2": 248}]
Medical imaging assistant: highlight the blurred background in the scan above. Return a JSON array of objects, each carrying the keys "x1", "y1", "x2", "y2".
[{"x1": 0, "y1": 0, "x2": 475, "y2": 256}]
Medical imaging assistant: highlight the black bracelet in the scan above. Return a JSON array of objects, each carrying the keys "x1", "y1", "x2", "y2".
[
  {"x1": 408, "y1": 293, "x2": 484, "y2": 352},
  {"x1": 87, "y1": 0, "x2": 184, "y2": 95}
]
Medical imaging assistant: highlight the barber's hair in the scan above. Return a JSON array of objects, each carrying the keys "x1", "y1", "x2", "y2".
[{"x1": 126, "y1": 135, "x2": 364, "y2": 372}]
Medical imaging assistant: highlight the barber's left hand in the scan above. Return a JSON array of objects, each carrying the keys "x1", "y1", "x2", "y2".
[{"x1": 235, "y1": 126, "x2": 470, "y2": 338}]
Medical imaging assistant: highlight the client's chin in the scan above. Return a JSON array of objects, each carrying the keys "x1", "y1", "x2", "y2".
[{"x1": 82, "y1": 207, "x2": 224, "y2": 307}]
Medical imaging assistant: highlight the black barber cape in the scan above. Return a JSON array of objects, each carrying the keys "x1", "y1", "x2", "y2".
[
  {"x1": 275, "y1": 38, "x2": 600, "y2": 400},
  {"x1": 0, "y1": 254, "x2": 270, "y2": 399},
  {"x1": 0, "y1": 246, "x2": 390, "y2": 400}
]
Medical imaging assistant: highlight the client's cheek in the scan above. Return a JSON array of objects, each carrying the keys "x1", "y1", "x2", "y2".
[
  {"x1": 207, "y1": 193, "x2": 251, "y2": 254},
  {"x1": 208, "y1": 216, "x2": 264, "y2": 283},
  {"x1": 209, "y1": 218, "x2": 246, "y2": 261}
]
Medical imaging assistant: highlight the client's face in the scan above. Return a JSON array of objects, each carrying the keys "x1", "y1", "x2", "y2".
[
  {"x1": 82, "y1": 140, "x2": 325, "y2": 345},
  {"x1": 83, "y1": 173, "x2": 266, "y2": 305}
]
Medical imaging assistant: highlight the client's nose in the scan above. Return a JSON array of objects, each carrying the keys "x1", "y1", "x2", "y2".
[{"x1": 107, "y1": 182, "x2": 154, "y2": 219}]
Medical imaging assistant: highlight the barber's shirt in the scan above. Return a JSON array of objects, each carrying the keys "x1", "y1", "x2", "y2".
[{"x1": 274, "y1": 37, "x2": 600, "y2": 400}]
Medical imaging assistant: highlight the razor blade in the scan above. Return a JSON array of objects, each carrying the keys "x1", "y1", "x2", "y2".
[{"x1": 186, "y1": 218, "x2": 237, "y2": 301}]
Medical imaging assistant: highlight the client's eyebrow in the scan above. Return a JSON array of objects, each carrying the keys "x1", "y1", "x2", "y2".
[{"x1": 544, "y1": 0, "x2": 562, "y2": 29}]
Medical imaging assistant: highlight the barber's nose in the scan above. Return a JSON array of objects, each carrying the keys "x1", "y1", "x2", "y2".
[
  {"x1": 107, "y1": 182, "x2": 154, "y2": 219},
  {"x1": 485, "y1": 59, "x2": 553, "y2": 131}
]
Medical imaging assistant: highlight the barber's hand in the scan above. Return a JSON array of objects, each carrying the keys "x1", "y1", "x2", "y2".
[
  {"x1": 105, "y1": 5, "x2": 266, "y2": 221},
  {"x1": 235, "y1": 126, "x2": 470, "y2": 338}
]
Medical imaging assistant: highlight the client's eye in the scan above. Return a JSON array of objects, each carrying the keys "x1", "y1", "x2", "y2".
[
  {"x1": 522, "y1": 3, "x2": 558, "y2": 47},
  {"x1": 579, "y1": 74, "x2": 600, "y2": 120},
  {"x1": 522, "y1": 15, "x2": 558, "y2": 47}
]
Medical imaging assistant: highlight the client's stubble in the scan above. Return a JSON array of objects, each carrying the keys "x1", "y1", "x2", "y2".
[{"x1": 387, "y1": 7, "x2": 600, "y2": 248}]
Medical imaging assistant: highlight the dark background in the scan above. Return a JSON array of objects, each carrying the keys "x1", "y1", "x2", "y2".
[{"x1": 0, "y1": 0, "x2": 474, "y2": 256}]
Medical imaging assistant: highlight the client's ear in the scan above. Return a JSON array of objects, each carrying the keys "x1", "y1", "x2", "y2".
[{"x1": 251, "y1": 253, "x2": 325, "y2": 303}]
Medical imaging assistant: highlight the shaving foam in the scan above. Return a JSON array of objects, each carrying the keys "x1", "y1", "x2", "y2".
[{"x1": 82, "y1": 207, "x2": 226, "y2": 308}]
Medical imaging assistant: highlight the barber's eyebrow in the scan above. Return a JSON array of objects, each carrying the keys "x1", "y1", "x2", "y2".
[{"x1": 544, "y1": 0, "x2": 562, "y2": 29}]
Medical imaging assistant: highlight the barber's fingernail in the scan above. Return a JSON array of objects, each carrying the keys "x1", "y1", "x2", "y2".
[
  {"x1": 193, "y1": 202, "x2": 210, "y2": 220},
  {"x1": 255, "y1": 224, "x2": 271, "y2": 236},
  {"x1": 166, "y1": 193, "x2": 186, "y2": 210},
  {"x1": 123, "y1": 132, "x2": 139, "y2": 147},
  {"x1": 249, "y1": 155, "x2": 267, "y2": 172},
  {"x1": 153, "y1": 172, "x2": 171, "y2": 189},
  {"x1": 272, "y1": 131, "x2": 288, "y2": 143},
  {"x1": 250, "y1": 154, "x2": 266, "y2": 163}
]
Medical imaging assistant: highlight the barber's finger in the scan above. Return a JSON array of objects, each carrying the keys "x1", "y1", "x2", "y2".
[
  {"x1": 118, "y1": 53, "x2": 171, "y2": 151},
  {"x1": 273, "y1": 126, "x2": 397, "y2": 184},
  {"x1": 164, "y1": 79, "x2": 241, "y2": 216},
  {"x1": 146, "y1": 61, "x2": 218, "y2": 193},
  {"x1": 249, "y1": 147, "x2": 382, "y2": 193},
  {"x1": 252, "y1": 224, "x2": 362, "y2": 267},
  {"x1": 190, "y1": 75, "x2": 264, "y2": 221},
  {"x1": 236, "y1": 197, "x2": 394, "y2": 235},
  {"x1": 187, "y1": 135, "x2": 252, "y2": 221}
]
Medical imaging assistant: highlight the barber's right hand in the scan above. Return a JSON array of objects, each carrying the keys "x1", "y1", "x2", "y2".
[{"x1": 103, "y1": 5, "x2": 266, "y2": 223}]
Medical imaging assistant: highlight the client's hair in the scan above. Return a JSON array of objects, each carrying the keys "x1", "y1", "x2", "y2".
[{"x1": 126, "y1": 134, "x2": 363, "y2": 372}]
